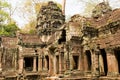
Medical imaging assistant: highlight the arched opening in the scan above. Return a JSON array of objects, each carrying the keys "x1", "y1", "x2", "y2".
[{"x1": 100, "y1": 49, "x2": 108, "y2": 76}]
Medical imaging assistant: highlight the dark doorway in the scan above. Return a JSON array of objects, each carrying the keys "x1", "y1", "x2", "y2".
[
  {"x1": 45, "y1": 56, "x2": 49, "y2": 70},
  {"x1": 86, "y1": 50, "x2": 92, "y2": 71},
  {"x1": 36, "y1": 57, "x2": 38, "y2": 71},
  {"x1": 114, "y1": 49, "x2": 120, "y2": 73},
  {"x1": 73, "y1": 56, "x2": 79, "y2": 69},
  {"x1": 42, "y1": 56, "x2": 44, "y2": 70},
  {"x1": 56, "y1": 56, "x2": 59, "y2": 74},
  {"x1": 100, "y1": 49, "x2": 108, "y2": 76},
  {"x1": 24, "y1": 57, "x2": 33, "y2": 71}
]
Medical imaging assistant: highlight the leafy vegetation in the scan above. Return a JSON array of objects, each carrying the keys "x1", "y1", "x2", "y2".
[{"x1": 0, "y1": 0, "x2": 19, "y2": 37}]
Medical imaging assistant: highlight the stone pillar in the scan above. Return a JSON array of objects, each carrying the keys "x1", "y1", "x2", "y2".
[
  {"x1": 92, "y1": 48, "x2": 100, "y2": 77},
  {"x1": 95, "y1": 50, "x2": 100, "y2": 76},
  {"x1": 33, "y1": 57, "x2": 36, "y2": 72},
  {"x1": 66, "y1": 44, "x2": 70, "y2": 70},
  {"x1": 0, "y1": 63, "x2": 1, "y2": 72},
  {"x1": 91, "y1": 50, "x2": 96, "y2": 76},
  {"x1": 0, "y1": 48, "x2": 2, "y2": 72},
  {"x1": 19, "y1": 57, "x2": 24, "y2": 73},
  {"x1": 70, "y1": 55, "x2": 74, "y2": 70},
  {"x1": 59, "y1": 52, "x2": 64, "y2": 74},
  {"x1": 83, "y1": 53, "x2": 88, "y2": 71},
  {"x1": 44, "y1": 57, "x2": 48, "y2": 71},
  {"x1": 38, "y1": 55, "x2": 42, "y2": 71},
  {"x1": 49, "y1": 56, "x2": 53, "y2": 75},
  {"x1": 79, "y1": 51, "x2": 84, "y2": 71},
  {"x1": 66, "y1": 53, "x2": 70, "y2": 70},
  {"x1": 53, "y1": 56, "x2": 57, "y2": 75},
  {"x1": 64, "y1": 53, "x2": 67, "y2": 71},
  {"x1": 39, "y1": 55, "x2": 43, "y2": 72},
  {"x1": 106, "y1": 48, "x2": 119, "y2": 76},
  {"x1": 99, "y1": 53, "x2": 105, "y2": 75}
]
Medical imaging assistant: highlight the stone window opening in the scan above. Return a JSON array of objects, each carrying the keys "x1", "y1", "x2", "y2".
[
  {"x1": 100, "y1": 49, "x2": 108, "y2": 76},
  {"x1": 85, "y1": 50, "x2": 92, "y2": 71},
  {"x1": 114, "y1": 49, "x2": 120, "y2": 74},
  {"x1": 24, "y1": 57, "x2": 33, "y2": 71},
  {"x1": 73, "y1": 56, "x2": 79, "y2": 70}
]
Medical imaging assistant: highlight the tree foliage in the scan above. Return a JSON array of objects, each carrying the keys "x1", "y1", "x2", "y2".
[
  {"x1": 0, "y1": 22, "x2": 19, "y2": 37},
  {"x1": 0, "y1": 0, "x2": 19, "y2": 37},
  {"x1": 0, "y1": 0, "x2": 10, "y2": 23}
]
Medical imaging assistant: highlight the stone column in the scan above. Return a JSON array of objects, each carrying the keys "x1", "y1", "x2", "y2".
[
  {"x1": 53, "y1": 56, "x2": 57, "y2": 75},
  {"x1": 0, "y1": 48, "x2": 2, "y2": 72},
  {"x1": 93, "y1": 49, "x2": 100, "y2": 77},
  {"x1": 66, "y1": 44, "x2": 70, "y2": 70},
  {"x1": 19, "y1": 57, "x2": 24, "y2": 73},
  {"x1": 59, "y1": 52, "x2": 64, "y2": 74},
  {"x1": 106, "y1": 48, "x2": 119, "y2": 76},
  {"x1": 91, "y1": 50, "x2": 96, "y2": 76},
  {"x1": 38, "y1": 55, "x2": 41, "y2": 71},
  {"x1": 99, "y1": 53, "x2": 105, "y2": 75},
  {"x1": 79, "y1": 51, "x2": 84, "y2": 71},
  {"x1": 49, "y1": 56, "x2": 53, "y2": 75},
  {"x1": 70, "y1": 55, "x2": 74, "y2": 70},
  {"x1": 39, "y1": 55, "x2": 43, "y2": 72},
  {"x1": 83, "y1": 53, "x2": 88, "y2": 71},
  {"x1": 33, "y1": 57, "x2": 36, "y2": 72},
  {"x1": 66, "y1": 53, "x2": 70, "y2": 70},
  {"x1": 44, "y1": 57, "x2": 48, "y2": 71}
]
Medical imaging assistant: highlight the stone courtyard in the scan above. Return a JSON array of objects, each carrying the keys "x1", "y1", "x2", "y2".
[{"x1": 0, "y1": 1, "x2": 120, "y2": 80}]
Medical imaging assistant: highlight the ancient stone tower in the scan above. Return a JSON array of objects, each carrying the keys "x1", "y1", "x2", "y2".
[{"x1": 36, "y1": 1, "x2": 65, "y2": 36}]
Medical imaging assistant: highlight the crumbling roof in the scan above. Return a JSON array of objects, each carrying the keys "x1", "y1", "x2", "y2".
[
  {"x1": 86, "y1": 8, "x2": 120, "y2": 28},
  {"x1": 96, "y1": 29, "x2": 120, "y2": 48},
  {"x1": 20, "y1": 33, "x2": 42, "y2": 44},
  {"x1": 1, "y1": 37, "x2": 17, "y2": 48}
]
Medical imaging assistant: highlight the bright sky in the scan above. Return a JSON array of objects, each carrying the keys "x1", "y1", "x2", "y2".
[{"x1": 7, "y1": 0, "x2": 120, "y2": 28}]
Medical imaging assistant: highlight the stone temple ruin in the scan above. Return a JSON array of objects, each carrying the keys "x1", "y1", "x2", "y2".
[{"x1": 1, "y1": 1, "x2": 120, "y2": 80}]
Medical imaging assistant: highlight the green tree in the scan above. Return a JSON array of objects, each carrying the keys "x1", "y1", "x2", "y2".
[
  {"x1": 0, "y1": 22, "x2": 19, "y2": 36},
  {"x1": 0, "y1": 0, "x2": 19, "y2": 36},
  {"x1": 0, "y1": 0, "x2": 10, "y2": 23}
]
